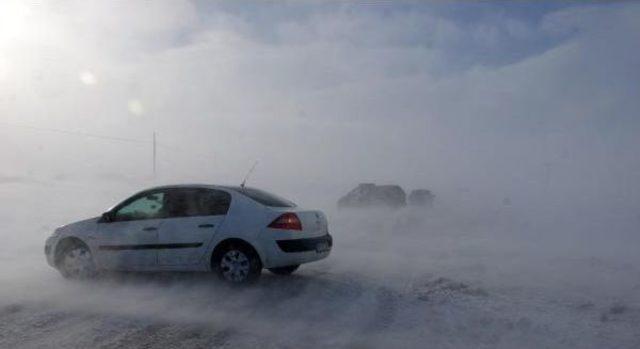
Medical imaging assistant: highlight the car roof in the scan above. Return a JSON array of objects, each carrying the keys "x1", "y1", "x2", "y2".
[{"x1": 140, "y1": 184, "x2": 247, "y2": 193}]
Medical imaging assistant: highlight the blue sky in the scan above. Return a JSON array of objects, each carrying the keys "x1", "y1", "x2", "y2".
[{"x1": 188, "y1": 1, "x2": 628, "y2": 70}]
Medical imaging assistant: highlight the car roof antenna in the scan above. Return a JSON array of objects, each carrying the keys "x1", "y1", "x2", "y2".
[{"x1": 240, "y1": 161, "x2": 258, "y2": 188}]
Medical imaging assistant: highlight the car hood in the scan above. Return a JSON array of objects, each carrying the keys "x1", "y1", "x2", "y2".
[{"x1": 56, "y1": 216, "x2": 100, "y2": 236}]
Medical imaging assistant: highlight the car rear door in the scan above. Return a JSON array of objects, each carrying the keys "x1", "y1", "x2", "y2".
[{"x1": 157, "y1": 188, "x2": 231, "y2": 266}]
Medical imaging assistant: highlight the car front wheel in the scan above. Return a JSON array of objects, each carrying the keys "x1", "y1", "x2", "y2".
[{"x1": 59, "y1": 243, "x2": 97, "y2": 279}]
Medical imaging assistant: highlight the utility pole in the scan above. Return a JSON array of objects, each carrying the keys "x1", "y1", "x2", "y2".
[{"x1": 152, "y1": 131, "x2": 157, "y2": 178}]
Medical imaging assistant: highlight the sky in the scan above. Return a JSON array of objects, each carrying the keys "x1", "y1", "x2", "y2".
[{"x1": 0, "y1": 0, "x2": 639, "y2": 225}]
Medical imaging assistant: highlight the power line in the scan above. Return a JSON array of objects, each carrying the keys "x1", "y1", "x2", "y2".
[
  {"x1": 1, "y1": 121, "x2": 216, "y2": 176},
  {"x1": 0, "y1": 121, "x2": 150, "y2": 144}
]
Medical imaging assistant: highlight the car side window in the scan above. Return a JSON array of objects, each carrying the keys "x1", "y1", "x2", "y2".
[
  {"x1": 198, "y1": 189, "x2": 231, "y2": 216},
  {"x1": 113, "y1": 192, "x2": 165, "y2": 222},
  {"x1": 162, "y1": 189, "x2": 199, "y2": 218},
  {"x1": 162, "y1": 189, "x2": 231, "y2": 218}
]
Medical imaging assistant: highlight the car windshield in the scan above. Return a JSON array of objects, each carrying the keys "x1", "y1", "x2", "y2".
[{"x1": 237, "y1": 188, "x2": 296, "y2": 208}]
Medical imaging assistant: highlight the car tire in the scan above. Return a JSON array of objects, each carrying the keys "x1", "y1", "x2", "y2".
[
  {"x1": 58, "y1": 241, "x2": 97, "y2": 280},
  {"x1": 268, "y1": 265, "x2": 299, "y2": 275},
  {"x1": 214, "y1": 243, "x2": 262, "y2": 285}
]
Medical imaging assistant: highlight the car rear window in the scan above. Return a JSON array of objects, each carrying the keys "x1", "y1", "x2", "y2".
[{"x1": 238, "y1": 188, "x2": 296, "y2": 207}]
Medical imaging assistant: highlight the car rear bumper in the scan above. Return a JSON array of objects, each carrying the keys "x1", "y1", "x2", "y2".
[
  {"x1": 276, "y1": 234, "x2": 332, "y2": 253},
  {"x1": 262, "y1": 233, "x2": 332, "y2": 268}
]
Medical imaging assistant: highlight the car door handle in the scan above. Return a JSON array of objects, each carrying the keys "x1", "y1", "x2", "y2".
[
  {"x1": 142, "y1": 226, "x2": 158, "y2": 231},
  {"x1": 198, "y1": 224, "x2": 215, "y2": 228}
]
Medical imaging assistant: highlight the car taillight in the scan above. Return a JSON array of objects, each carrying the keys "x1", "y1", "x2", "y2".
[{"x1": 268, "y1": 213, "x2": 302, "y2": 231}]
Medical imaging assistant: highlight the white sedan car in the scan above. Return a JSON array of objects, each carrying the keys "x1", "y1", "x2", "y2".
[{"x1": 45, "y1": 185, "x2": 332, "y2": 284}]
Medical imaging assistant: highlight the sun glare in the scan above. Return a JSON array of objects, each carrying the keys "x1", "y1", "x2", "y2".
[
  {"x1": 128, "y1": 99, "x2": 145, "y2": 116},
  {"x1": 79, "y1": 71, "x2": 97, "y2": 85},
  {"x1": 0, "y1": 1, "x2": 33, "y2": 45}
]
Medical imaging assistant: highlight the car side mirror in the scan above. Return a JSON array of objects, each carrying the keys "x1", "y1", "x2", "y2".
[{"x1": 100, "y1": 212, "x2": 112, "y2": 223}]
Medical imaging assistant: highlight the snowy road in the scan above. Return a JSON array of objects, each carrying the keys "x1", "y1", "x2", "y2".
[
  {"x1": 2, "y1": 259, "x2": 639, "y2": 348},
  {"x1": 1, "y1": 183, "x2": 639, "y2": 348}
]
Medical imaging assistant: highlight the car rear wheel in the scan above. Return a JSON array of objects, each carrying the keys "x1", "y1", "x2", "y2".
[
  {"x1": 268, "y1": 265, "x2": 299, "y2": 275},
  {"x1": 214, "y1": 243, "x2": 262, "y2": 284},
  {"x1": 58, "y1": 243, "x2": 96, "y2": 279}
]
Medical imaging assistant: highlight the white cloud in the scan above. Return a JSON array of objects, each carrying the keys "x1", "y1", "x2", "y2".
[{"x1": 0, "y1": 1, "x2": 638, "y2": 217}]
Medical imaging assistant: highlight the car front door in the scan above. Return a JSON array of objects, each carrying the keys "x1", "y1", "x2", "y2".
[
  {"x1": 95, "y1": 190, "x2": 167, "y2": 270},
  {"x1": 158, "y1": 188, "x2": 231, "y2": 266}
]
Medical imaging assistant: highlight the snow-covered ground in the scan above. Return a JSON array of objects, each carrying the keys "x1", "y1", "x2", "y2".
[{"x1": 1, "y1": 180, "x2": 639, "y2": 348}]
